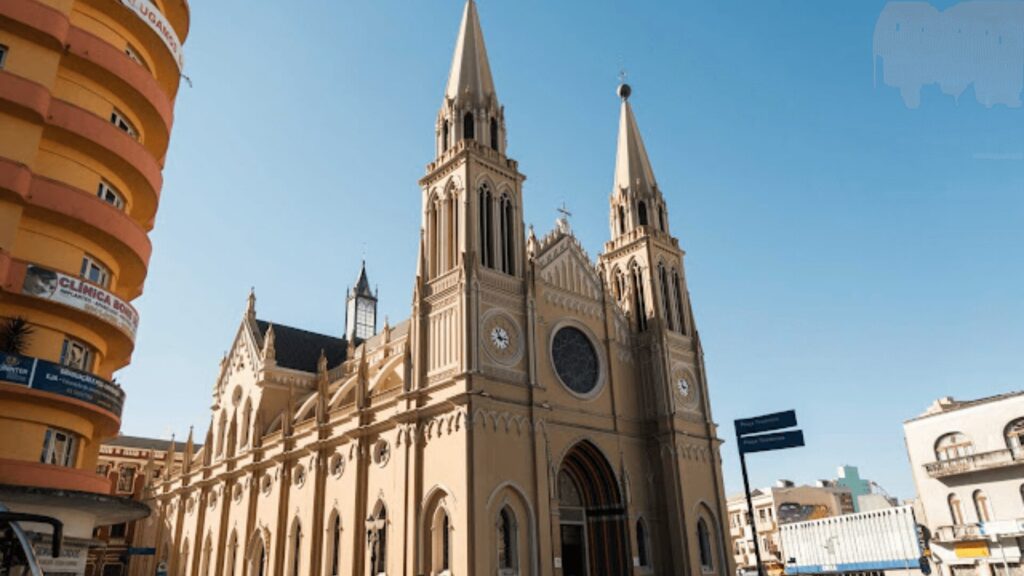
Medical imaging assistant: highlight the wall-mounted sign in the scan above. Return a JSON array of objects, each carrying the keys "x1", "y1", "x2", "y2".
[
  {"x1": 739, "y1": 430, "x2": 806, "y2": 454},
  {"x1": 22, "y1": 264, "x2": 139, "y2": 341},
  {"x1": 117, "y1": 0, "x2": 185, "y2": 71},
  {"x1": 0, "y1": 352, "x2": 125, "y2": 417}
]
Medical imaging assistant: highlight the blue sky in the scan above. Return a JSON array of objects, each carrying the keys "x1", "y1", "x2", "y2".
[{"x1": 118, "y1": 1, "x2": 1023, "y2": 499}]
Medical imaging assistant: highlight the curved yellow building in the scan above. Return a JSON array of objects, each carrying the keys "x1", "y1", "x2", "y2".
[{"x1": 0, "y1": 0, "x2": 189, "y2": 565}]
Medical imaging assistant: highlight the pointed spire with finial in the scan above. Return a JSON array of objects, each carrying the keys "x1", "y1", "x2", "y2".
[
  {"x1": 184, "y1": 426, "x2": 194, "y2": 473},
  {"x1": 164, "y1": 434, "x2": 176, "y2": 472},
  {"x1": 245, "y1": 287, "x2": 256, "y2": 320},
  {"x1": 262, "y1": 324, "x2": 276, "y2": 365},
  {"x1": 202, "y1": 420, "x2": 213, "y2": 467},
  {"x1": 614, "y1": 82, "x2": 658, "y2": 196},
  {"x1": 445, "y1": 0, "x2": 497, "y2": 106}
]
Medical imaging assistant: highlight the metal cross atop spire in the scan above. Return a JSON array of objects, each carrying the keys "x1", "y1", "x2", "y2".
[{"x1": 557, "y1": 202, "x2": 572, "y2": 220}]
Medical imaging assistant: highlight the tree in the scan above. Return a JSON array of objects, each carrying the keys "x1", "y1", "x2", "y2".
[{"x1": 0, "y1": 317, "x2": 35, "y2": 355}]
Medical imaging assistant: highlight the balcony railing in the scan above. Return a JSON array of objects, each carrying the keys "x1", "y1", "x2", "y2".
[
  {"x1": 0, "y1": 352, "x2": 124, "y2": 417},
  {"x1": 924, "y1": 448, "x2": 1024, "y2": 478},
  {"x1": 932, "y1": 524, "x2": 984, "y2": 542}
]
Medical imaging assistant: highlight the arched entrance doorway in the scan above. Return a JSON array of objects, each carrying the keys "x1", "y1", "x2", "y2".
[{"x1": 557, "y1": 441, "x2": 630, "y2": 576}]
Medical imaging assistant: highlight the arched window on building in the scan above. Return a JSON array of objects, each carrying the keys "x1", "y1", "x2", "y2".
[
  {"x1": 328, "y1": 512, "x2": 341, "y2": 576},
  {"x1": 226, "y1": 530, "x2": 238, "y2": 576},
  {"x1": 479, "y1": 184, "x2": 494, "y2": 269},
  {"x1": 631, "y1": 263, "x2": 647, "y2": 332},
  {"x1": 241, "y1": 398, "x2": 252, "y2": 449},
  {"x1": 446, "y1": 192, "x2": 458, "y2": 273},
  {"x1": 658, "y1": 204, "x2": 665, "y2": 232},
  {"x1": 500, "y1": 194, "x2": 515, "y2": 275},
  {"x1": 490, "y1": 117, "x2": 499, "y2": 150},
  {"x1": 638, "y1": 201, "x2": 648, "y2": 227},
  {"x1": 617, "y1": 205, "x2": 626, "y2": 235},
  {"x1": 463, "y1": 112, "x2": 475, "y2": 140},
  {"x1": 1006, "y1": 418, "x2": 1024, "y2": 454},
  {"x1": 497, "y1": 507, "x2": 518, "y2": 575},
  {"x1": 368, "y1": 502, "x2": 387, "y2": 576},
  {"x1": 636, "y1": 518, "x2": 650, "y2": 567},
  {"x1": 672, "y1": 270, "x2": 686, "y2": 335},
  {"x1": 200, "y1": 533, "x2": 212, "y2": 576},
  {"x1": 948, "y1": 493, "x2": 964, "y2": 525},
  {"x1": 935, "y1": 432, "x2": 974, "y2": 461},
  {"x1": 658, "y1": 264, "x2": 674, "y2": 331},
  {"x1": 216, "y1": 411, "x2": 226, "y2": 457},
  {"x1": 698, "y1": 518, "x2": 714, "y2": 572},
  {"x1": 226, "y1": 415, "x2": 237, "y2": 459},
  {"x1": 973, "y1": 490, "x2": 992, "y2": 523},
  {"x1": 442, "y1": 120, "x2": 450, "y2": 153},
  {"x1": 180, "y1": 538, "x2": 190, "y2": 576},
  {"x1": 289, "y1": 520, "x2": 302, "y2": 576}
]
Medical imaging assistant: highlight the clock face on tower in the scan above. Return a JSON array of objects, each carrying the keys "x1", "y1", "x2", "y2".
[
  {"x1": 481, "y1": 312, "x2": 520, "y2": 365},
  {"x1": 677, "y1": 377, "x2": 690, "y2": 397}
]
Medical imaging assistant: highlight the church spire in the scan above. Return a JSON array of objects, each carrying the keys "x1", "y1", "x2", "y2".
[
  {"x1": 445, "y1": 0, "x2": 497, "y2": 106},
  {"x1": 614, "y1": 84, "x2": 657, "y2": 196},
  {"x1": 435, "y1": 0, "x2": 505, "y2": 157},
  {"x1": 609, "y1": 83, "x2": 669, "y2": 241}
]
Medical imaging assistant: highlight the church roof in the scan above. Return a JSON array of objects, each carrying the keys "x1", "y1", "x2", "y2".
[
  {"x1": 614, "y1": 85, "x2": 658, "y2": 194},
  {"x1": 255, "y1": 319, "x2": 347, "y2": 372},
  {"x1": 103, "y1": 435, "x2": 200, "y2": 452},
  {"x1": 445, "y1": 0, "x2": 497, "y2": 105},
  {"x1": 352, "y1": 260, "x2": 374, "y2": 298}
]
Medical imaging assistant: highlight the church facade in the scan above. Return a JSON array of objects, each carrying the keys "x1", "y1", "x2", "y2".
[{"x1": 150, "y1": 2, "x2": 733, "y2": 575}]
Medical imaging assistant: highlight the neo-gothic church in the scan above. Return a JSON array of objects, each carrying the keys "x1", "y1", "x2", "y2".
[{"x1": 149, "y1": 2, "x2": 732, "y2": 575}]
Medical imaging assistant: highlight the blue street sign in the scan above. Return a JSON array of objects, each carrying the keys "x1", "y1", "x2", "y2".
[
  {"x1": 735, "y1": 410, "x2": 798, "y2": 437},
  {"x1": 739, "y1": 430, "x2": 805, "y2": 454},
  {"x1": 127, "y1": 547, "x2": 156, "y2": 556}
]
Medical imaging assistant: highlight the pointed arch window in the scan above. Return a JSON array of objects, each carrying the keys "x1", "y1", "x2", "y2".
[
  {"x1": 672, "y1": 270, "x2": 686, "y2": 335},
  {"x1": 490, "y1": 117, "x2": 499, "y2": 150},
  {"x1": 497, "y1": 507, "x2": 518, "y2": 575},
  {"x1": 463, "y1": 112, "x2": 475, "y2": 140},
  {"x1": 290, "y1": 520, "x2": 302, "y2": 576},
  {"x1": 659, "y1": 264, "x2": 674, "y2": 331},
  {"x1": 698, "y1": 518, "x2": 714, "y2": 572},
  {"x1": 328, "y1": 513, "x2": 341, "y2": 576},
  {"x1": 948, "y1": 493, "x2": 964, "y2": 525},
  {"x1": 636, "y1": 518, "x2": 650, "y2": 567},
  {"x1": 446, "y1": 191, "x2": 459, "y2": 272},
  {"x1": 241, "y1": 399, "x2": 252, "y2": 449},
  {"x1": 631, "y1": 263, "x2": 647, "y2": 332},
  {"x1": 226, "y1": 531, "x2": 238, "y2": 576},
  {"x1": 200, "y1": 533, "x2": 212, "y2": 576},
  {"x1": 638, "y1": 201, "x2": 648, "y2": 227},
  {"x1": 479, "y1": 184, "x2": 494, "y2": 269},
  {"x1": 500, "y1": 194, "x2": 515, "y2": 275},
  {"x1": 617, "y1": 205, "x2": 626, "y2": 235},
  {"x1": 368, "y1": 503, "x2": 387, "y2": 576},
  {"x1": 216, "y1": 411, "x2": 227, "y2": 457},
  {"x1": 442, "y1": 120, "x2": 450, "y2": 153},
  {"x1": 658, "y1": 204, "x2": 666, "y2": 232}
]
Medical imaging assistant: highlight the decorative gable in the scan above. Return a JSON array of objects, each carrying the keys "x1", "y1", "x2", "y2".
[{"x1": 533, "y1": 231, "x2": 605, "y2": 318}]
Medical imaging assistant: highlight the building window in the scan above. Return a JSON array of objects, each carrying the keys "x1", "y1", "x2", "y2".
[
  {"x1": 368, "y1": 503, "x2": 387, "y2": 576},
  {"x1": 973, "y1": 490, "x2": 992, "y2": 523},
  {"x1": 463, "y1": 112, "x2": 475, "y2": 140},
  {"x1": 97, "y1": 180, "x2": 125, "y2": 210},
  {"x1": 117, "y1": 465, "x2": 137, "y2": 493},
  {"x1": 61, "y1": 337, "x2": 95, "y2": 371},
  {"x1": 479, "y1": 184, "x2": 494, "y2": 269},
  {"x1": 698, "y1": 518, "x2": 714, "y2": 572},
  {"x1": 935, "y1": 432, "x2": 974, "y2": 461},
  {"x1": 1006, "y1": 419, "x2": 1024, "y2": 454},
  {"x1": 497, "y1": 507, "x2": 517, "y2": 575},
  {"x1": 631, "y1": 263, "x2": 647, "y2": 331},
  {"x1": 490, "y1": 117, "x2": 499, "y2": 150},
  {"x1": 636, "y1": 519, "x2": 650, "y2": 567},
  {"x1": 638, "y1": 201, "x2": 648, "y2": 226},
  {"x1": 658, "y1": 204, "x2": 665, "y2": 231},
  {"x1": 110, "y1": 109, "x2": 138, "y2": 139},
  {"x1": 442, "y1": 120, "x2": 450, "y2": 153},
  {"x1": 0, "y1": 44, "x2": 8, "y2": 69},
  {"x1": 290, "y1": 521, "x2": 301, "y2": 576},
  {"x1": 124, "y1": 44, "x2": 149, "y2": 71},
  {"x1": 81, "y1": 254, "x2": 111, "y2": 288},
  {"x1": 329, "y1": 514, "x2": 341, "y2": 576},
  {"x1": 500, "y1": 194, "x2": 515, "y2": 275},
  {"x1": 40, "y1": 428, "x2": 77, "y2": 466},
  {"x1": 659, "y1": 264, "x2": 674, "y2": 331},
  {"x1": 948, "y1": 493, "x2": 964, "y2": 525},
  {"x1": 110, "y1": 523, "x2": 127, "y2": 539},
  {"x1": 618, "y1": 205, "x2": 626, "y2": 235},
  {"x1": 96, "y1": 463, "x2": 110, "y2": 476},
  {"x1": 672, "y1": 270, "x2": 686, "y2": 335}
]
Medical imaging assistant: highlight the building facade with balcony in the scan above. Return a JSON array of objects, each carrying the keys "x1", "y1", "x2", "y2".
[
  {"x1": 0, "y1": 0, "x2": 190, "y2": 570},
  {"x1": 904, "y1": 393, "x2": 1024, "y2": 576},
  {"x1": 728, "y1": 481, "x2": 855, "y2": 576}
]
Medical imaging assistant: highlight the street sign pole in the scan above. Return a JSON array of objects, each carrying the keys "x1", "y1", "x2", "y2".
[{"x1": 739, "y1": 446, "x2": 765, "y2": 576}]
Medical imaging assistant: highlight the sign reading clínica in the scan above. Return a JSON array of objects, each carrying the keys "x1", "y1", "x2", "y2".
[{"x1": 22, "y1": 264, "x2": 139, "y2": 341}]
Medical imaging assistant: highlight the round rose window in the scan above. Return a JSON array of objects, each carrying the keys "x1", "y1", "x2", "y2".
[{"x1": 551, "y1": 326, "x2": 600, "y2": 395}]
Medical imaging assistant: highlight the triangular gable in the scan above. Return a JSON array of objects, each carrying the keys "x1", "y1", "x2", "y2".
[{"x1": 533, "y1": 232, "x2": 604, "y2": 303}]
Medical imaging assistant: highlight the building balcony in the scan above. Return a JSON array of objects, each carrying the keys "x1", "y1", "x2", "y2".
[
  {"x1": 932, "y1": 524, "x2": 985, "y2": 542},
  {"x1": 0, "y1": 352, "x2": 126, "y2": 421},
  {"x1": 924, "y1": 448, "x2": 1024, "y2": 479}
]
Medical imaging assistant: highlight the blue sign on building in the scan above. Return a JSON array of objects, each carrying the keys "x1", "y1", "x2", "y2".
[{"x1": 0, "y1": 352, "x2": 124, "y2": 417}]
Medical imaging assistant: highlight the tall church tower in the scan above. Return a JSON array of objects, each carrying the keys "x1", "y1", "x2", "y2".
[{"x1": 413, "y1": 0, "x2": 527, "y2": 388}]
